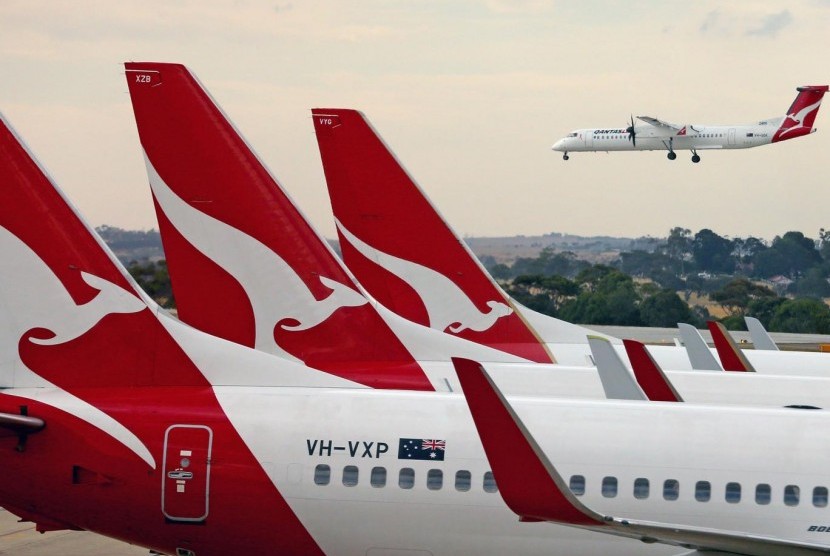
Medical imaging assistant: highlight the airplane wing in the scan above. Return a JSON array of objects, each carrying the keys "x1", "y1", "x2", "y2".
[
  {"x1": 636, "y1": 115, "x2": 683, "y2": 130},
  {"x1": 452, "y1": 357, "x2": 830, "y2": 556}
]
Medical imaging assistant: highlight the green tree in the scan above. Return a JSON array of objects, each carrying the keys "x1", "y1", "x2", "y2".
[
  {"x1": 127, "y1": 260, "x2": 174, "y2": 308},
  {"x1": 769, "y1": 298, "x2": 830, "y2": 334},
  {"x1": 710, "y1": 278, "x2": 776, "y2": 316},
  {"x1": 639, "y1": 289, "x2": 697, "y2": 327},
  {"x1": 692, "y1": 229, "x2": 735, "y2": 273}
]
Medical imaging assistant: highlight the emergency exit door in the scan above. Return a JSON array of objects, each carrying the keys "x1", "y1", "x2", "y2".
[{"x1": 162, "y1": 424, "x2": 213, "y2": 522}]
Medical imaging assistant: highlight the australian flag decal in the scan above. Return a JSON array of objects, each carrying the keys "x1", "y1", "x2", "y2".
[{"x1": 398, "y1": 438, "x2": 446, "y2": 461}]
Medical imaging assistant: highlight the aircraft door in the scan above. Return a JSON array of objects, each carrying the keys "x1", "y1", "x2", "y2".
[
  {"x1": 582, "y1": 131, "x2": 593, "y2": 148},
  {"x1": 728, "y1": 128, "x2": 736, "y2": 146},
  {"x1": 162, "y1": 424, "x2": 213, "y2": 522}
]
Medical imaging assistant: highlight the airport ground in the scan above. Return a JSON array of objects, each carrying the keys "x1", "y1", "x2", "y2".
[{"x1": 3, "y1": 327, "x2": 830, "y2": 554}]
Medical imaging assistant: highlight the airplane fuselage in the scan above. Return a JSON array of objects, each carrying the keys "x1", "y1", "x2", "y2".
[
  {"x1": 3, "y1": 385, "x2": 830, "y2": 555},
  {"x1": 553, "y1": 119, "x2": 791, "y2": 159}
]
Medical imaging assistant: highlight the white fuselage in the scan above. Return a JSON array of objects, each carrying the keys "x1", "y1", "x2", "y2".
[
  {"x1": 215, "y1": 386, "x2": 830, "y2": 553},
  {"x1": 552, "y1": 118, "x2": 790, "y2": 156}
]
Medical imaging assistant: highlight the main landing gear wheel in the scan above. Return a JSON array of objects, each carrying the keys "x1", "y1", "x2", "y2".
[
  {"x1": 667, "y1": 151, "x2": 677, "y2": 160},
  {"x1": 563, "y1": 153, "x2": 569, "y2": 161},
  {"x1": 692, "y1": 154, "x2": 701, "y2": 163}
]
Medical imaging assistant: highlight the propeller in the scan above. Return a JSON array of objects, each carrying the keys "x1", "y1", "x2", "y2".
[{"x1": 626, "y1": 115, "x2": 637, "y2": 147}]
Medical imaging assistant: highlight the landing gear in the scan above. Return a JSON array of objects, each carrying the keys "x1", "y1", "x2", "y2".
[
  {"x1": 691, "y1": 152, "x2": 701, "y2": 163},
  {"x1": 664, "y1": 137, "x2": 676, "y2": 160},
  {"x1": 563, "y1": 153, "x2": 569, "y2": 161}
]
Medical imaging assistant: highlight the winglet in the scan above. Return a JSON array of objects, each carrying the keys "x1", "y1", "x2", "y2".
[
  {"x1": 587, "y1": 337, "x2": 646, "y2": 400},
  {"x1": 453, "y1": 357, "x2": 605, "y2": 525},
  {"x1": 745, "y1": 317, "x2": 779, "y2": 351},
  {"x1": 707, "y1": 321, "x2": 755, "y2": 372},
  {"x1": 677, "y1": 323, "x2": 722, "y2": 371},
  {"x1": 622, "y1": 340, "x2": 683, "y2": 402}
]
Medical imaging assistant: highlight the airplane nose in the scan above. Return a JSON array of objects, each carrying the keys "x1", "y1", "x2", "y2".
[{"x1": 552, "y1": 140, "x2": 563, "y2": 151}]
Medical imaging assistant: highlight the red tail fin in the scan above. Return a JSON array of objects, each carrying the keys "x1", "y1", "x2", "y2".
[
  {"x1": 772, "y1": 85, "x2": 829, "y2": 142},
  {"x1": 313, "y1": 109, "x2": 553, "y2": 364},
  {"x1": 0, "y1": 113, "x2": 207, "y2": 391},
  {"x1": 707, "y1": 321, "x2": 754, "y2": 372},
  {"x1": 623, "y1": 340, "x2": 683, "y2": 402},
  {"x1": 125, "y1": 63, "x2": 432, "y2": 391}
]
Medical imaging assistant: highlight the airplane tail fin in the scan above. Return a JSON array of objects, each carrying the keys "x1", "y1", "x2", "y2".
[
  {"x1": 623, "y1": 340, "x2": 683, "y2": 402},
  {"x1": 125, "y1": 63, "x2": 432, "y2": 391},
  {"x1": 313, "y1": 109, "x2": 614, "y2": 364},
  {"x1": 772, "y1": 85, "x2": 829, "y2": 142},
  {"x1": 0, "y1": 112, "x2": 210, "y2": 391},
  {"x1": 707, "y1": 321, "x2": 755, "y2": 372}
]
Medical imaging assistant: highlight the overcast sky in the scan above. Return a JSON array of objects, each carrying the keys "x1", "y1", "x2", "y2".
[{"x1": 2, "y1": 1, "x2": 829, "y2": 242}]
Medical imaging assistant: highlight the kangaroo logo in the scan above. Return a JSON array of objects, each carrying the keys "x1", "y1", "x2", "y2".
[
  {"x1": 777, "y1": 99, "x2": 823, "y2": 138},
  {"x1": 0, "y1": 226, "x2": 155, "y2": 467},
  {"x1": 335, "y1": 219, "x2": 513, "y2": 334},
  {"x1": 145, "y1": 155, "x2": 367, "y2": 361}
]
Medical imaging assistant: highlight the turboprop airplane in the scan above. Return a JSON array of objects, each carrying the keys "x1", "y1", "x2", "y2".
[
  {"x1": 0, "y1": 110, "x2": 691, "y2": 556},
  {"x1": 455, "y1": 357, "x2": 830, "y2": 555},
  {"x1": 121, "y1": 63, "x2": 830, "y2": 408},
  {"x1": 311, "y1": 107, "x2": 830, "y2": 376},
  {"x1": 552, "y1": 85, "x2": 829, "y2": 162}
]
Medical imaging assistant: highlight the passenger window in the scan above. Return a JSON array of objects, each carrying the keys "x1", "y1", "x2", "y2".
[
  {"x1": 455, "y1": 470, "x2": 471, "y2": 492},
  {"x1": 427, "y1": 469, "x2": 443, "y2": 490},
  {"x1": 755, "y1": 483, "x2": 771, "y2": 505},
  {"x1": 785, "y1": 485, "x2": 800, "y2": 506},
  {"x1": 695, "y1": 481, "x2": 711, "y2": 502},
  {"x1": 663, "y1": 479, "x2": 679, "y2": 501},
  {"x1": 602, "y1": 476, "x2": 618, "y2": 498},
  {"x1": 399, "y1": 468, "x2": 415, "y2": 489},
  {"x1": 725, "y1": 482, "x2": 741, "y2": 503},
  {"x1": 814, "y1": 487, "x2": 828, "y2": 507},
  {"x1": 370, "y1": 466, "x2": 386, "y2": 488},
  {"x1": 633, "y1": 478, "x2": 649, "y2": 499},
  {"x1": 314, "y1": 464, "x2": 330, "y2": 486},
  {"x1": 343, "y1": 465, "x2": 359, "y2": 487},
  {"x1": 483, "y1": 471, "x2": 498, "y2": 493},
  {"x1": 569, "y1": 475, "x2": 586, "y2": 496}
]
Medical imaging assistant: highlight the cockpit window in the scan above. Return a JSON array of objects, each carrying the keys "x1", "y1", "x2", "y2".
[{"x1": 567, "y1": 133, "x2": 577, "y2": 138}]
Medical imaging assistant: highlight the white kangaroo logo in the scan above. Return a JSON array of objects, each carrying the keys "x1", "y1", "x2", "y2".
[
  {"x1": 145, "y1": 155, "x2": 367, "y2": 361},
  {"x1": 335, "y1": 219, "x2": 513, "y2": 334},
  {"x1": 0, "y1": 226, "x2": 155, "y2": 467},
  {"x1": 778, "y1": 98, "x2": 823, "y2": 138}
]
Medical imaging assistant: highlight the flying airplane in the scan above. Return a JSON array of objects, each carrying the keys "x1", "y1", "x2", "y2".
[
  {"x1": 552, "y1": 85, "x2": 828, "y2": 162},
  {"x1": 456, "y1": 357, "x2": 830, "y2": 555},
  {"x1": 122, "y1": 63, "x2": 830, "y2": 408},
  {"x1": 311, "y1": 107, "x2": 830, "y2": 376}
]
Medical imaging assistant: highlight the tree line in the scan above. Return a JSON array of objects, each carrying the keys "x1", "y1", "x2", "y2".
[{"x1": 490, "y1": 227, "x2": 830, "y2": 334}]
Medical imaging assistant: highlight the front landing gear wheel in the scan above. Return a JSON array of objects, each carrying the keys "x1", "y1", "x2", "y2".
[
  {"x1": 563, "y1": 153, "x2": 569, "y2": 161},
  {"x1": 667, "y1": 151, "x2": 677, "y2": 160},
  {"x1": 692, "y1": 154, "x2": 701, "y2": 163}
]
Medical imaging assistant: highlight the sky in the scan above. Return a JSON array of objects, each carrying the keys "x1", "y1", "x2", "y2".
[{"x1": 1, "y1": 1, "x2": 829, "y2": 242}]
